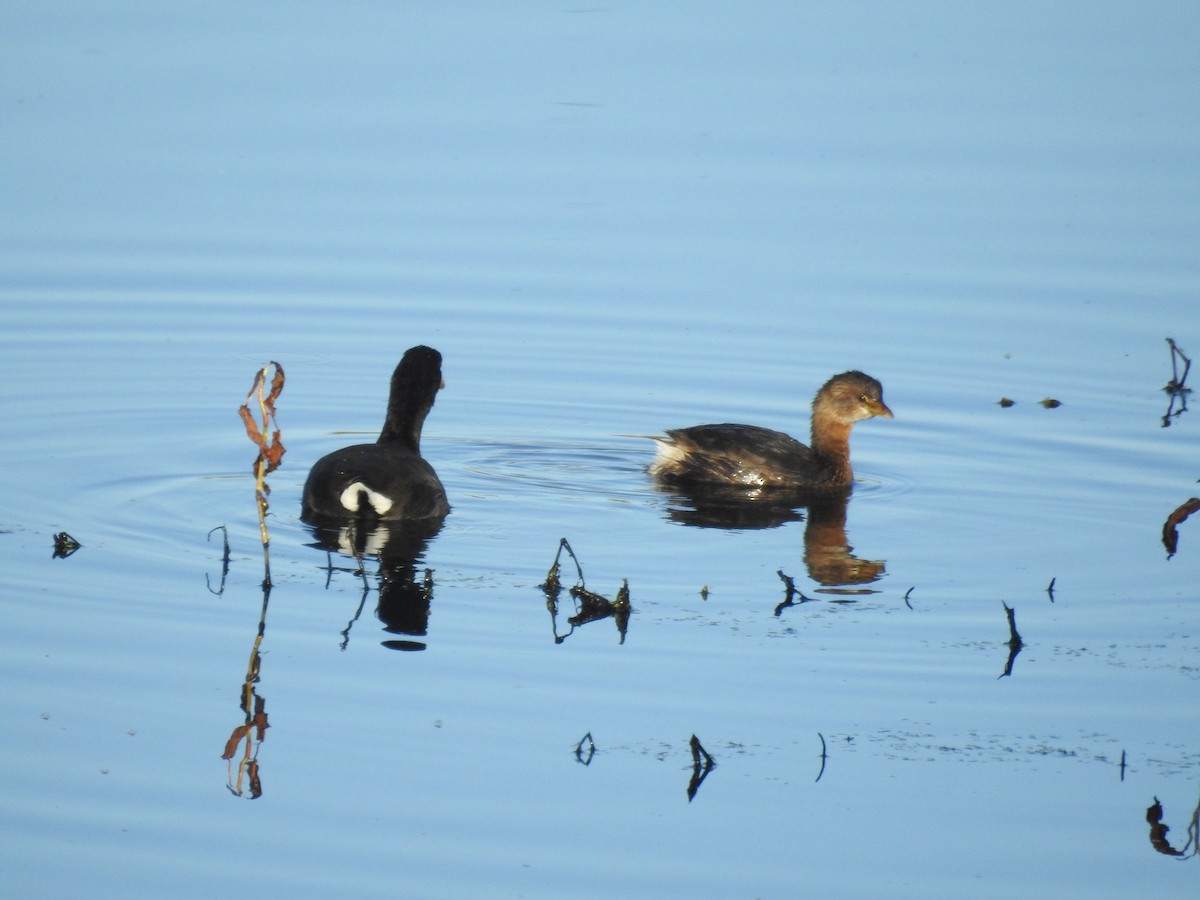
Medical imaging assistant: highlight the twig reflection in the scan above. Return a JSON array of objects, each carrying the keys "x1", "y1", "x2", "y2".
[
  {"x1": 1146, "y1": 793, "x2": 1200, "y2": 859},
  {"x1": 1162, "y1": 497, "x2": 1200, "y2": 559}
]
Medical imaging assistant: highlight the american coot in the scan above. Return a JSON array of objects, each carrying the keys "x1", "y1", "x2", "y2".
[
  {"x1": 649, "y1": 370, "x2": 892, "y2": 491},
  {"x1": 302, "y1": 345, "x2": 449, "y2": 523}
]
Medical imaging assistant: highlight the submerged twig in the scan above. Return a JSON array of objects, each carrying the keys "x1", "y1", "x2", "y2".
[{"x1": 815, "y1": 732, "x2": 828, "y2": 783}]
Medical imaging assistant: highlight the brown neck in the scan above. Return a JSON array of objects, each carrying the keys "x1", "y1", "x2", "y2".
[{"x1": 810, "y1": 416, "x2": 853, "y2": 482}]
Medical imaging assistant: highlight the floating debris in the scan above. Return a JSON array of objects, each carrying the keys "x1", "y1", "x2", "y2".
[
  {"x1": 997, "y1": 397, "x2": 1015, "y2": 408},
  {"x1": 51, "y1": 532, "x2": 81, "y2": 559},
  {"x1": 1039, "y1": 397, "x2": 1062, "y2": 408},
  {"x1": 541, "y1": 538, "x2": 631, "y2": 644}
]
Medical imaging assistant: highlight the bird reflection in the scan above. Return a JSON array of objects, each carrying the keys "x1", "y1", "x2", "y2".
[
  {"x1": 656, "y1": 485, "x2": 886, "y2": 588},
  {"x1": 305, "y1": 514, "x2": 444, "y2": 650}
]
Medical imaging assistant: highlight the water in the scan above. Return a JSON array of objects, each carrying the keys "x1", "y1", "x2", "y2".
[{"x1": 2, "y1": 3, "x2": 1198, "y2": 898}]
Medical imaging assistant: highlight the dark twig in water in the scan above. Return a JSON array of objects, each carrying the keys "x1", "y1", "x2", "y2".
[
  {"x1": 574, "y1": 731, "x2": 596, "y2": 766},
  {"x1": 774, "y1": 569, "x2": 815, "y2": 615},
  {"x1": 903, "y1": 586, "x2": 915, "y2": 610},
  {"x1": 206, "y1": 525, "x2": 230, "y2": 595},
  {"x1": 1119, "y1": 749, "x2": 1127, "y2": 782},
  {"x1": 52, "y1": 531, "x2": 81, "y2": 559},
  {"x1": 1166, "y1": 338, "x2": 1192, "y2": 392},
  {"x1": 541, "y1": 538, "x2": 630, "y2": 644},
  {"x1": 687, "y1": 735, "x2": 715, "y2": 802},
  {"x1": 1162, "y1": 338, "x2": 1192, "y2": 427},
  {"x1": 999, "y1": 602, "x2": 1024, "y2": 679},
  {"x1": 815, "y1": 732, "x2": 828, "y2": 783},
  {"x1": 1045, "y1": 576, "x2": 1056, "y2": 602},
  {"x1": 541, "y1": 537, "x2": 586, "y2": 597}
]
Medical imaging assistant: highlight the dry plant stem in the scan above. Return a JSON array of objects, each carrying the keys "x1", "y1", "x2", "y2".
[{"x1": 239, "y1": 361, "x2": 285, "y2": 587}]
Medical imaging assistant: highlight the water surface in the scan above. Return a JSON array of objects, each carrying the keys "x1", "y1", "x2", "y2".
[{"x1": 2, "y1": 4, "x2": 1198, "y2": 898}]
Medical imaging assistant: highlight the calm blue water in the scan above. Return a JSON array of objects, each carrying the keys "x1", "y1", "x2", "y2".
[{"x1": 2, "y1": 4, "x2": 1198, "y2": 899}]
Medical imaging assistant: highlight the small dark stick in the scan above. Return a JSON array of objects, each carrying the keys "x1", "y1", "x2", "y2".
[
  {"x1": 52, "y1": 532, "x2": 81, "y2": 559},
  {"x1": 998, "y1": 602, "x2": 1024, "y2": 678},
  {"x1": 687, "y1": 735, "x2": 716, "y2": 802}
]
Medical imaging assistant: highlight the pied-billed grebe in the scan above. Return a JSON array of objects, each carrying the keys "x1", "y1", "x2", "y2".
[
  {"x1": 302, "y1": 345, "x2": 449, "y2": 523},
  {"x1": 649, "y1": 370, "x2": 892, "y2": 491}
]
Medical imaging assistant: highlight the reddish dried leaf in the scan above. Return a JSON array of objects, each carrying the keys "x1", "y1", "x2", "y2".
[
  {"x1": 222, "y1": 724, "x2": 250, "y2": 760},
  {"x1": 238, "y1": 404, "x2": 265, "y2": 448},
  {"x1": 261, "y1": 431, "x2": 286, "y2": 472},
  {"x1": 1162, "y1": 497, "x2": 1200, "y2": 557},
  {"x1": 265, "y1": 361, "x2": 285, "y2": 410}
]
